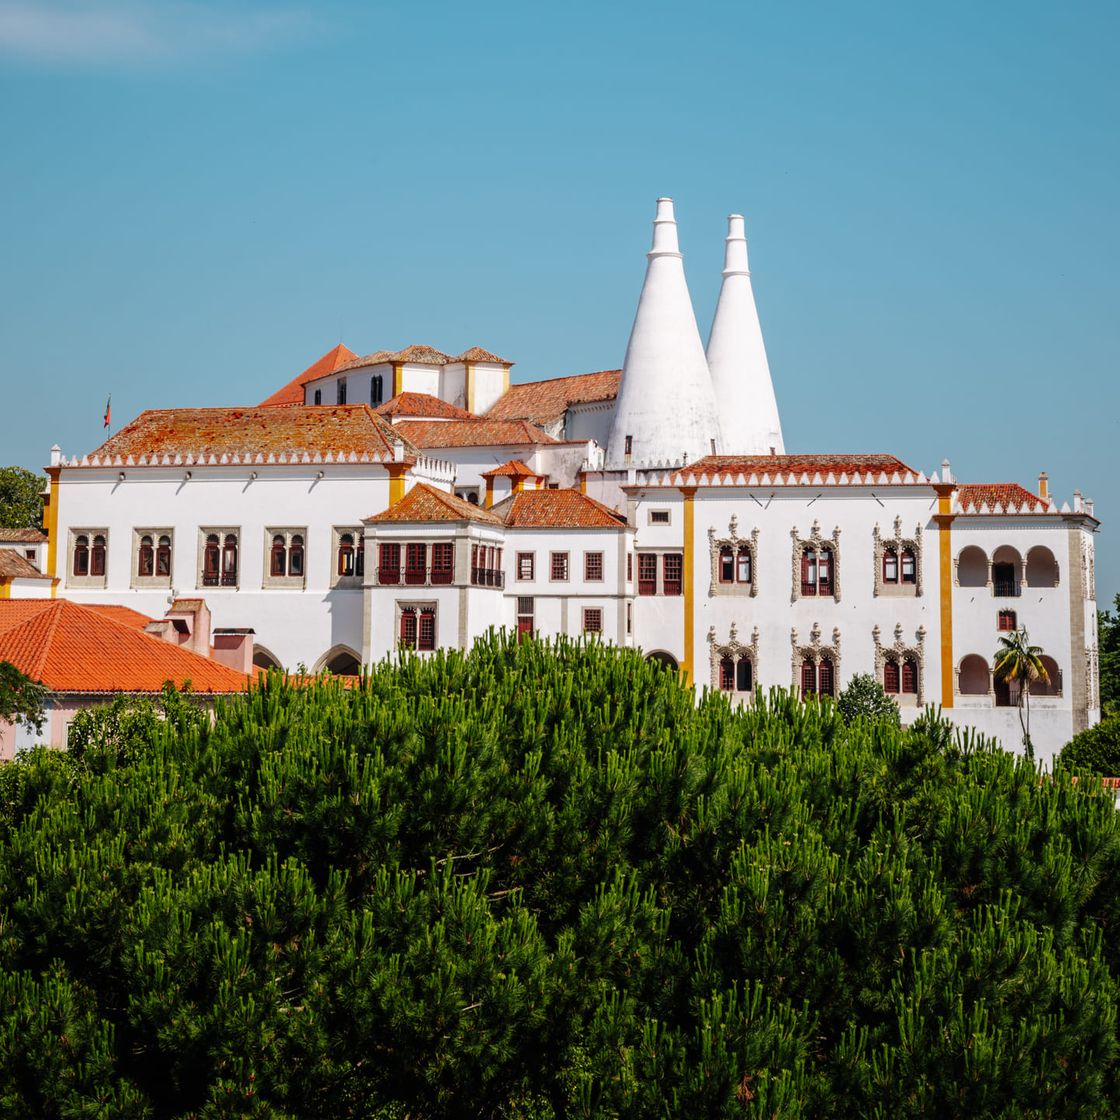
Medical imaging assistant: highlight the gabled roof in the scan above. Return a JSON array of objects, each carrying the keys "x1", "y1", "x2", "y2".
[
  {"x1": 334, "y1": 345, "x2": 452, "y2": 375},
  {"x1": 395, "y1": 419, "x2": 559, "y2": 449},
  {"x1": 0, "y1": 551, "x2": 50, "y2": 581},
  {"x1": 259, "y1": 344, "x2": 358, "y2": 407},
  {"x1": 375, "y1": 392, "x2": 476, "y2": 421},
  {"x1": 955, "y1": 483, "x2": 1052, "y2": 514},
  {"x1": 492, "y1": 489, "x2": 627, "y2": 529},
  {"x1": 365, "y1": 482, "x2": 503, "y2": 525},
  {"x1": 0, "y1": 528, "x2": 46, "y2": 543},
  {"x1": 83, "y1": 406, "x2": 414, "y2": 463},
  {"x1": 455, "y1": 346, "x2": 513, "y2": 365},
  {"x1": 484, "y1": 370, "x2": 622, "y2": 426},
  {"x1": 481, "y1": 459, "x2": 541, "y2": 479},
  {"x1": 0, "y1": 599, "x2": 249, "y2": 695}
]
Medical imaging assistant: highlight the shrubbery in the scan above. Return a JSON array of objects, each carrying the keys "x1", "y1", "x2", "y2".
[
  {"x1": 1059, "y1": 718, "x2": 1120, "y2": 776},
  {"x1": 2, "y1": 634, "x2": 1120, "y2": 1117}
]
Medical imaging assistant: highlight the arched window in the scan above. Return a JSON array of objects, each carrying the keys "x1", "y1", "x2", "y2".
[
  {"x1": 737, "y1": 546, "x2": 752, "y2": 584},
  {"x1": 720, "y1": 656, "x2": 735, "y2": 690},
  {"x1": 901, "y1": 548, "x2": 916, "y2": 584},
  {"x1": 719, "y1": 546, "x2": 734, "y2": 583},
  {"x1": 883, "y1": 547, "x2": 898, "y2": 584},
  {"x1": 992, "y1": 546, "x2": 1022, "y2": 598},
  {"x1": 800, "y1": 550, "x2": 815, "y2": 596},
  {"x1": 289, "y1": 534, "x2": 304, "y2": 577},
  {"x1": 371, "y1": 374, "x2": 384, "y2": 406},
  {"x1": 958, "y1": 654, "x2": 990, "y2": 695},
  {"x1": 883, "y1": 657, "x2": 900, "y2": 693},
  {"x1": 270, "y1": 534, "x2": 287, "y2": 577},
  {"x1": 338, "y1": 533, "x2": 355, "y2": 576},
  {"x1": 801, "y1": 658, "x2": 816, "y2": 697},
  {"x1": 801, "y1": 546, "x2": 834, "y2": 597},
  {"x1": 91, "y1": 534, "x2": 107, "y2": 577},
  {"x1": 138, "y1": 534, "x2": 154, "y2": 577},
  {"x1": 221, "y1": 534, "x2": 238, "y2": 585},
  {"x1": 1025, "y1": 546, "x2": 1059, "y2": 588},
  {"x1": 203, "y1": 534, "x2": 220, "y2": 585},
  {"x1": 1034, "y1": 656, "x2": 1062, "y2": 697},
  {"x1": 73, "y1": 534, "x2": 89, "y2": 576},
  {"x1": 817, "y1": 657, "x2": 834, "y2": 697},
  {"x1": 399, "y1": 608, "x2": 417, "y2": 647},
  {"x1": 736, "y1": 658, "x2": 752, "y2": 692},
  {"x1": 957, "y1": 546, "x2": 988, "y2": 588},
  {"x1": 901, "y1": 657, "x2": 918, "y2": 695},
  {"x1": 156, "y1": 535, "x2": 172, "y2": 577}
]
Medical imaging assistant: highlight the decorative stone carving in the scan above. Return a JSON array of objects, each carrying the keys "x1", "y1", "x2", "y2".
[
  {"x1": 872, "y1": 517, "x2": 923, "y2": 597},
  {"x1": 790, "y1": 622, "x2": 841, "y2": 690},
  {"x1": 1083, "y1": 537, "x2": 1097, "y2": 601},
  {"x1": 707, "y1": 515, "x2": 760, "y2": 597},
  {"x1": 872, "y1": 623, "x2": 927, "y2": 705},
  {"x1": 790, "y1": 521, "x2": 842, "y2": 603},
  {"x1": 707, "y1": 621, "x2": 760, "y2": 694}
]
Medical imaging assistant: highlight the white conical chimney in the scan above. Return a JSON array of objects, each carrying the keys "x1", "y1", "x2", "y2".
[
  {"x1": 606, "y1": 198, "x2": 722, "y2": 468},
  {"x1": 706, "y1": 215, "x2": 784, "y2": 455}
]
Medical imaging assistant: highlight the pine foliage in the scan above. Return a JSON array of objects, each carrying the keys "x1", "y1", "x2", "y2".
[{"x1": 2, "y1": 634, "x2": 1120, "y2": 1117}]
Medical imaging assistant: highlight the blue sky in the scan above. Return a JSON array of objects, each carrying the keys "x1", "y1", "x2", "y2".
[{"x1": 2, "y1": 1, "x2": 1118, "y2": 597}]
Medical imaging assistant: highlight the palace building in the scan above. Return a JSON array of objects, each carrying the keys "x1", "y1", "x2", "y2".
[{"x1": 37, "y1": 199, "x2": 1100, "y2": 762}]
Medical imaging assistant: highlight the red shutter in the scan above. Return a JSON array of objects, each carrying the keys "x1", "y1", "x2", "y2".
[
  {"x1": 720, "y1": 657, "x2": 734, "y2": 690},
  {"x1": 418, "y1": 610, "x2": 436, "y2": 651},
  {"x1": 901, "y1": 659, "x2": 917, "y2": 694},
  {"x1": 818, "y1": 658, "x2": 834, "y2": 697},
  {"x1": 399, "y1": 610, "x2": 417, "y2": 648},
  {"x1": 801, "y1": 550, "x2": 814, "y2": 596},
  {"x1": 719, "y1": 547, "x2": 734, "y2": 583},
  {"x1": 884, "y1": 659, "x2": 900, "y2": 693},
  {"x1": 818, "y1": 549, "x2": 832, "y2": 596},
  {"x1": 379, "y1": 543, "x2": 401, "y2": 584},
  {"x1": 801, "y1": 659, "x2": 816, "y2": 697}
]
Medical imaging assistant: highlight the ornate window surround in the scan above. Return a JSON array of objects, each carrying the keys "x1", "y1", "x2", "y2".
[
  {"x1": 706, "y1": 622, "x2": 759, "y2": 694},
  {"x1": 791, "y1": 623, "x2": 841, "y2": 688},
  {"x1": 873, "y1": 517, "x2": 923, "y2": 597},
  {"x1": 707, "y1": 515, "x2": 759, "y2": 597},
  {"x1": 873, "y1": 623, "x2": 927, "y2": 706},
  {"x1": 790, "y1": 521, "x2": 841, "y2": 603}
]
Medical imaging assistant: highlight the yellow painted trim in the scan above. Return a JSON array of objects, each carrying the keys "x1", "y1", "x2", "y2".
[
  {"x1": 485, "y1": 478, "x2": 495, "y2": 508},
  {"x1": 388, "y1": 465, "x2": 407, "y2": 506},
  {"x1": 466, "y1": 364, "x2": 475, "y2": 414},
  {"x1": 579, "y1": 472, "x2": 587, "y2": 495},
  {"x1": 45, "y1": 469, "x2": 59, "y2": 597},
  {"x1": 392, "y1": 363, "x2": 403, "y2": 397},
  {"x1": 511, "y1": 477, "x2": 524, "y2": 495},
  {"x1": 681, "y1": 487, "x2": 696, "y2": 685},
  {"x1": 0, "y1": 581, "x2": 10, "y2": 599},
  {"x1": 936, "y1": 487, "x2": 955, "y2": 708},
  {"x1": 503, "y1": 365, "x2": 511, "y2": 395}
]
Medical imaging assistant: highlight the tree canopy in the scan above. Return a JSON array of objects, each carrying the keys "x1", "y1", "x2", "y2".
[
  {"x1": 0, "y1": 465, "x2": 45, "y2": 530},
  {"x1": 0, "y1": 661, "x2": 45, "y2": 733},
  {"x1": 836, "y1": 671, "x2": 900, "y2": 726},
  {"x1": 2, "y1": 635, "x2": 1120, "y2": 1117}
]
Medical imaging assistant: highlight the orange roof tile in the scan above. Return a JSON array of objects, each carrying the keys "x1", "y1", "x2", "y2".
[
  {"x1": 455, "y1": 346, "x2": 513, "y2": 365},
  {"x1": 481, "y1": 459, "x2": 540, "y2": 479},
  {"x1": 334, "y1": 345, "x2": 451, "y2": 375},
  {"x1": 955, "y1": 483, "x2": 1051, "y2": 513},
  {"x1": 396, "y1": 419, "x2": 559, "y2": 449},
  {"x1": 0, "y1": 599, "x2": 249, "y2": 695},
  {"x1": 259, "y1": 344, "x2": 358, "y2": 407},
  {"x1": 485, "y1": 370, "x2": 622, "y2": 426},
  {"x1": 492, "y1": 489, "x2": 627, "y2": 529},
  {"x1": 84, "y1": 406, "x2": 414, "y2": 463},
  {"x1": 0, "y1": 552, "x2": 50, "y2": 580},
  {"x1": 375, "y1": 392, "x2": 476, "y2": 421},
  {"x1": 87, "y1": 604, "x2": 153, "y2": 630},
  {"x1": 366, "y1": 482, "x2": 503, "y2": 525},
  {"x1": 674, "y1": 453, "x2": 917, "y2": 480},
  {"x1": 0, "y1": 528, "x2": 46, "y2": 543}
]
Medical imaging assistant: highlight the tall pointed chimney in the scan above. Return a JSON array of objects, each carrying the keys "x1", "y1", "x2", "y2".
[
  {"x1": 606, "y1": 199, "x2": 722, "y2": 468},
  {"x1": 706, "y1": 215, "x2": 784, "y2": 455}
]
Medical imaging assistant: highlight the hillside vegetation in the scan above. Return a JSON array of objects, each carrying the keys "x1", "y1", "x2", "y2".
[{"x1": 2, "y1": 635, "x2": 1120, "y2": 1118}]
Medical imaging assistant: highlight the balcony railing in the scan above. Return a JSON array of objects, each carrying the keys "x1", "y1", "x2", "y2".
[
  {"x1": 470, "y1": 567, "x2": 504, "y2": 589},
  {"x1": 377, "y1": 565, "x2": 458, "y2": 587},
  {"x1": 993, "y1": 578, "x2": 1021, "y2": 597}
]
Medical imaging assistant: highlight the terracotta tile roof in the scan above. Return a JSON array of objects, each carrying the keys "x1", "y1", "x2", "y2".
[
  {"x1": 335, "y1": 345, "x2": 452, "y2": 375},
  {"x1": 0, "y1": 528, "x2": 46, "y2": 543},
  {"x1": 955, "y1": 483, "x2": 1051, "y2": 514},
  {"x1": 680, "y1": 453, "x2": 916, "y2": 478},
  {"x1": 396, "y1": 419, "x2": 559, "y2": 449},
  {"x1": 169, "y1": 598, "x2": 206, "y2": 611},
  {"x1": 375, "y1": 392, "x2": 476, "y2": 420},
  {"x1": 259, "y1": 344, "x2": 358, "y2": 407},
  {"x1": 81, "y1": 406, "x2": 414, "y2": 464},
  {"x1": 456, "y1": 346, "x2": 513, "y2": 364},
  {"x1": 481, "y1": 459, "x2": 540, "y2": 479},
  {"x1": 0, "y1": 599, "x2": 249, "y2": 695},
  {"x1": 0, "y1": 551, "x2": 50, "y2": 580},
  {"x1": 366, "y1": 482, "x2": 503, "y2": 525},
  {"x1": 493, "y1": 489, "x2": 627, "y2": 529},
  {"x1": 485, "y1": 370, "x2": 622, "y2": 426},
  {"x1": 87, "y1": 604, "x2": 153, "y2": 630}
]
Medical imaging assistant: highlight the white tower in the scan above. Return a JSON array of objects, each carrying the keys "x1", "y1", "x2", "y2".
[
  {"x1": 606, "y1": 198, "x2": 722, "y2": 468},
  {"x1": 706, "y1": 214, "x2": 784, "y2": 455}
]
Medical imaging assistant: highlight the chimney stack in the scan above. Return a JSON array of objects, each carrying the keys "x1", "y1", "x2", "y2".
[{"x1": 1038, "y1": 471, "x2": 1049, "y2": 499}]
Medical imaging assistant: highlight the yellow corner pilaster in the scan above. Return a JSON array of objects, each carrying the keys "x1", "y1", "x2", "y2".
[
  {"x1": 392, "y1": 363, "x2": 403, "y2": 397},
  {"x1": 681, "y1": 487, "x2": 696, "y2": 685},
  {"x1": 936, "y1": 487, "x2": 955, "y2": 708},
  {"x1": 45, "y1": 470, "x2": 59, "y2": 597},
  {"x1": 579, "y1": 472, "x2": 587, "y2": 495},
  {"x1": 485, "y1": 478, "x2": 495, "y2": 508},
  {"x1": 388, "y1": 465, "x2": 407, "y2": 506},
  {"x1": 0, "y1": 581, "x2": 10, "y2": 599}
]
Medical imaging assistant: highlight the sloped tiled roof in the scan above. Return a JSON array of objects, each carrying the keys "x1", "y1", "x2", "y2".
[
  {"x1": 0, "y1": 599, "x2": 249, "y2": 695},
  {"x1": 334, "y1": 345, "x2": 452, "y2": 375},
  {"x1": 259, "y1": 344, "x2": 358, "y2": 407},
  {"x1": 955, "y1": 483, "x2": 1052, "y2": 514},
  {"x1": 492, "y1": 489, "x2": 627, "y2": 529},
  {"x1": 82, "y1": 406, "x2": 414, "y2": 463},
  {"x1": 0, "y1": 528, "x2": 46, "y2": 543},
  {"x1": 88, "y1": 604, "x2": 154, "y2": 630},
  {"x1": 679, "y1": 454, "x2": 917, "y2": 479},
  {"x1": 375, "y1": 392, "x2": 476, "y2": 421},
  {"x1": 455, "y1": 346, "x2": 513, "y2": 364},
  {"x1": 481, "y1": 459, "x2": 540, "y2": 479},
  {"x1": 396, "y1": 419, "x2": 559, "y2": 449},
  {"x1": 485, "y1": 370, "x2": 622, "y2": 426},
  {"x1": 0, "y1": 551, "x2": 50, "y2": 580},
  {"x1": 366, "y1": 482, "x2": 503, "y2": 525}
]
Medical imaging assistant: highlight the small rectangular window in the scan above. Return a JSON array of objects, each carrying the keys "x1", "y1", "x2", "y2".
[
  {"x1": 418, "y1": 610, "x2": 436, "y2": 651},
  {"x1": 627, "y1": 552, "x2": 633, "y2": 581},
  {"x1": 637, "y1": 553, "x2": 657, "y2": 595},
  {"x1": 584, "y1": 551, "x2": 603, "y2": 581},
  {"x1": 314, "y1": 389, "x2": 322, "y2": 405},
  {"x1": 337, "y1": 378, "x2": 347, "y2": 405},
  {"x1": 379, "y1": 543, "x2": 402, "y2": 584},
  {"x1": 517, "y1": 552, "x2": 535, "y2": 581},
  {"x1": 583, "y1": 608, "x2": 603, "y2": 634},
  {"x1": 550, "y1": 552, "x2": 569, "y2": 581},
  {"x1": 649, "y1": 510, "x2": 670, "y2": 525},
  {"x1": 998, "y1": 609, "x2": 1017, "y2": 631},
  {"x1": 662, "y1": 553, "x2": 683, "y2": 596},
  {"x1": 626, "y1": 601, "x2": 632, "y2": 634}
]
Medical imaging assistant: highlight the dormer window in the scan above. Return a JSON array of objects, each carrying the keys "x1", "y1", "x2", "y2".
[
  {"x1": 337, "y1": 378, "x2": 347, "y2": 405},
  {"x1": 313, "y1": 389, "x2": 322, "y2": 405},
  {"x1": 371, "y1": 374, "x2": 384, "y2": 406}
]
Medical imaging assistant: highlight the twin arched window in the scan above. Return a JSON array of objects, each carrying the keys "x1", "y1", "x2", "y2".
[
  {"x1": 138, "y1": 533, "x2": 172, "y2": 578},
  {"x1": 718, "y1": 545, "x2": 752, "y2": 585},
  {"x1": 801, "y1": 656, "x2": 834, "y2": 697},
  {"x1": 73, "y1": 533, "x2": 106, "y2": 577},
  {"x1": 800, "y1": 547, "x2": 834, "y2": 597},
  {"x1": 270, "y1": 533, "x2": 304, "y2": 578},
  {"x1": 203, "y1": 533, "x2": 239, "y2": 586},
  {"x1": 337, "y1": 532, "x2": 365, "y2": 578},
  {"x1": 883, "y1": 656, "x2": 918, "y2": 695},
  {"x1": 719, "y1": 655, "x2": 753, "y2": 692},
  {"x1": 883, "y1": 546, "x2": 916, "y2": 585}
]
